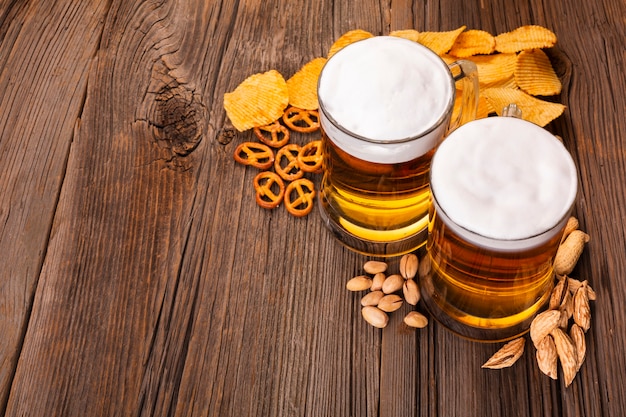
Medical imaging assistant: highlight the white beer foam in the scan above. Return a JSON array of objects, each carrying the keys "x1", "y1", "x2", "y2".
[
  {"x1": 431, "y1": 117, "x2": 578, "y2": 244},
  {"x1": 318, "y1": 36, "x2": 454, "y2": 164}
]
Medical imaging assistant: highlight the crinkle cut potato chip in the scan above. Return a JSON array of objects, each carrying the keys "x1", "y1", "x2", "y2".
[
  {"x1": 287, "y1": 57, "x2": 327, "y2": 110},
  {"x1": 515, "y1": 49, "x2": 562, "y2": 96},
  {"x1": 466, "y1": 53, "x2": 518, "y2": 86},
  {"x1": 495, "y1": 25, "x2": 557, "y2": 53},
  {"x1": 418, "y1": 26, "x2": 466, "y2": 55},
  {"x1": 449, "y1": 29, "x2": 496, "y2": 57},
  {"x1": 481, "y1": 87, "x2": 565, "y2": 127},
  {"x1": 224, "y1": 70, "x2": 289, "y2": 132},
  {"x1": 389, "y1": 29, "x2": 420, "y2": 42},
  {"x1": 327, "y1": 29, "x2": 374, "y2": 58}
]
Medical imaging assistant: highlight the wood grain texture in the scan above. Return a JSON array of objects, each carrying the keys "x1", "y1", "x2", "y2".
[{"x1": 0, "y1": 0, "x2": 624, "y2": 416}]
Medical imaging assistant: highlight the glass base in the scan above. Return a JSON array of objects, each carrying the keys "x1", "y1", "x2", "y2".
[
  {"x1": 419, "y1": 267, "x2": 547, "y2": 343},
  {"x1": 318, "y1": 202, "x2": 428, "y2": 257}
]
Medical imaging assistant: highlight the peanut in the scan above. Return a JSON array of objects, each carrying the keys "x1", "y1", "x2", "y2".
[
  {"x1": 403, "y1": 311, "x2": 428, "y2": 328},
  {"x1": 554, "y1": 230, "x2": 590, "y2": 276},
  {"x1": 382, "y1": 274, "x2": 404, "y2": 294},
  {"x1": 361, "y1": 306, "x2": 389, "y2": 328},
  {"x1": 361, "y1": 290, "x2": 384, "y2": 307},
  {"x1": 378, "y1": 294, "x2": 403, "y2": 312},
  {"x1": 399, "y1": 253, "x2": 419, "y2": 279},
  {"x1": 346, "y1": 275, "x2": 372, "y2": 292},
  {"x1": 363, "y1": 260, "x2": 388, "y2": 274}
]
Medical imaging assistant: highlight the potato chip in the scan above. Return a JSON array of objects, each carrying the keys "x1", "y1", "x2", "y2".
[
  {"x1": 287, "y1": 57, "x2": 327, "y2": 110},
  {"x1": 418, "y1": 26, "x2": 466, "y2": 55},
  {"x1": 389, "y1": 29, "x2": 420, "y2": 42},
  {"x1": 515, "y1": 49, "x2": 562, "y2": 96},
  {"x1": 481, "y1": 87, "x2": 565, "y2": 127},
  {"x1": 327, "y1": 29, "x2": 374, "y2": 58},
  {"x1": 495, "y1": 25, "x2": 557, "y2": 53},
  {"x1": 480, "y1": 74, "x2": 518, "y2": 90},
  {"x1": 224, "y1": 70, "x2": 289, "y2": 132},
  {"x1": 465, "y1": 53, "x2": 518, "y2": 86},
  {"x1": 449, "y1": 29, "x2": 496, "y2": 57}
]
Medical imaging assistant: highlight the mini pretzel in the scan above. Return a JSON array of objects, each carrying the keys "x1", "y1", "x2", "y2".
[
  {"x1": 297, "y1": 140, "x2": 323, "y2": 173},
  {"x1": 253, "y1": 121, "x2": 290, "y2": 148},
  {"x1": 233, "y1": 142, "x2": 274, "y2": 170},
  {"x1": 253, "y1": 171, "x2": 285, "y2": 209},
  {"x1": 274, "y1": 144, "x2": 303, "y2": 181},
  {"x1": 282, "y1": 107, "x2": 320, "y2": 133},
  {"x1": 284, "y1": 178, "x2": 316, "y2": 217}
]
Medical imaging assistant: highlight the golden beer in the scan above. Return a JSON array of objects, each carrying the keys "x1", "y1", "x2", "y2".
[
  {"x1": 320, "y1": 130, "x2": 433, "y2": 243},
  {"x1": 317, "y1": 36, "x2": 478, "y2": 256},
  {"x1": 421, "y1": 115, "x2": 578, "y2": 341}
]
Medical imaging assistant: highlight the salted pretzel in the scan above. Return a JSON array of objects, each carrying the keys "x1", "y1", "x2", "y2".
[
  {"x1": 297, "y1": 140, "x2": 323, "y2": 173},
  {"x1": 253, "y1": 171, "x2": 285, "y2": 209},
  {"x1": 274, "y1": 144, "x2": 303, "y2": 181},
  {"x1": 284, "y1": 178, "x2": 316, "y2": 217},
  {"x1": 233, "y1": 142, "x2": 274, "y2": 170},
  {"x1": 282, "y1": 107, "x2": 320, "y2": 133},
  {"x1": 253, "y1": 121, "x2": 290, "y2": 148}
]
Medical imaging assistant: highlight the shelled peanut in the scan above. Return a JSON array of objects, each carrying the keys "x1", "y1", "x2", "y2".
[{"x1": 346, "y1": 253, "x2": 428, "y2": 329}]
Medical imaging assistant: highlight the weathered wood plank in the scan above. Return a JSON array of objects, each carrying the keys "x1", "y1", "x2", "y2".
[
  {"x1": 0, "y1": 1, "x2": 109, "y2": 414},
  {"x1": 4, "y1": 0, "x2": 207, "y2": 414}
]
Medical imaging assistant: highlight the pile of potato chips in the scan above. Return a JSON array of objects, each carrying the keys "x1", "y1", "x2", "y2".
[{"x1": 224, "y1": 24, "x2": 565, "y2": 131}]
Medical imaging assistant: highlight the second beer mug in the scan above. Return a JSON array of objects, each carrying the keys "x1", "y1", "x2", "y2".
[
  {"x1": 421, "y1": 113, "x2": 579, "y2": 342},
  {"x1": 317, "y1": 36, "x2": 479, "y2": 256}
]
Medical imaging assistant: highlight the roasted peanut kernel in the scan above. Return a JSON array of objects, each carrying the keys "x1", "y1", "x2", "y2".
[
  {"x1": 371, "y1": 272, "x2": 386, "y2": 291},
  {"x1": 382, "y1": 274, "x2": 404, "y2": 294},
  {"x1": 346, "y1": 275, "x2": 372, "y2": 292},
  {"x1": 361, "y1": 306, "x2": 389, "y2": 328},
  {"x1": 361, "y1": 290, "x2": 384, "y2": 307},
  {"x1": 404, "y1": 311, "x2": 428, "y2": 328},
  {"x1": 363, "y1": 260, "x2": 388, "y2": 274}
]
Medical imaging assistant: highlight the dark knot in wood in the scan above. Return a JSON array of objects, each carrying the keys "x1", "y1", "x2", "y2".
[{"x1": 149, "y1": 68, "x2": 206, "y2": 157}]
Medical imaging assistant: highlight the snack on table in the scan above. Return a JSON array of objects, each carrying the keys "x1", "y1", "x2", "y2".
[
  {"x1": 327, "y1": 29, "x2": 374, "y2": 58},
  {"x1": 254, "y1": 121, "x2": 290, "y2": 148},
  {"x1": 253, "y1": 171, "x2": 285, "y2": 209},
  {"x1": 448, "y1": 29, "x2": 496, "y2": 57},
  {"x1": 495, "y1": 25, "x2": 557, "y2": 53},
  {"x1": 481, "y1": 87, "x2": 565, "y2": 127},
  {"x1": 282, "y1": 107, "x2": 320, "y2": 133},
  {"x1": 297, "y1": 140, "x2": 323, "y2": 173},
  {"x1": 286, "y1": 57, "x2": 327, "y2": 110},
  {"x1": 274, "y1": 144, "x2": 304, "y2": 181},
  {"x1": 389, "y1": 29, "x2": 421, "y2": 42},
  {"x1": 417, "y1": 26, "x2": 466, "y2": 55},
  {"x1": 515, "y1": 49, "x2": 562, "y2": 96},
  {"x1": 224, "y1": 69, "x2": 289, "y2": 131},
  {"x1": 284, "y1": 178, "x2": 316, "y2": 217},
  {"x1": 233, "y1": 142, "x2": 275, "y2": 170}
]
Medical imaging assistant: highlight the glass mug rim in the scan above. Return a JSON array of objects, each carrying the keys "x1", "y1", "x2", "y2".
[
  {"x1": 429, "y1": 196, "x2": 574, "y2": 252},
  {"x1": 429, "y1": 116, "x2": 578, "y2": 251},
  {"x1": 317, "y1": 35, "x2": 457, "y2": 145}
]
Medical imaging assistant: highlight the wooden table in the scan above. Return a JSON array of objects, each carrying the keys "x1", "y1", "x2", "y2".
[{"x1": 1, "y1": 0, "x2": 624, "y2": 416}]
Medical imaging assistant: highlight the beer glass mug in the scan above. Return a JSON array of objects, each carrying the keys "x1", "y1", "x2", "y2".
[
  {"x1": 421, "y1": 108, "x2": 578, "y2": 341},
  {"x1": 317, "y1": 36, "x2": 479, "y2": 256}
]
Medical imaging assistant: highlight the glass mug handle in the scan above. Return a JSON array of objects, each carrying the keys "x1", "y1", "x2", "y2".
[{"x1": 447, "y1": 60, "x2": 479, "y2": 132}]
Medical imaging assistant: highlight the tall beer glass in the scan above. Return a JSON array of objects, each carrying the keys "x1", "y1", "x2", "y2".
[
  {"x1": 421, "y1": 113, "x2": 578, "y2": 341},
  {"x1": 317, "y1": 36, "x2": 479, "y2": 256}
]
